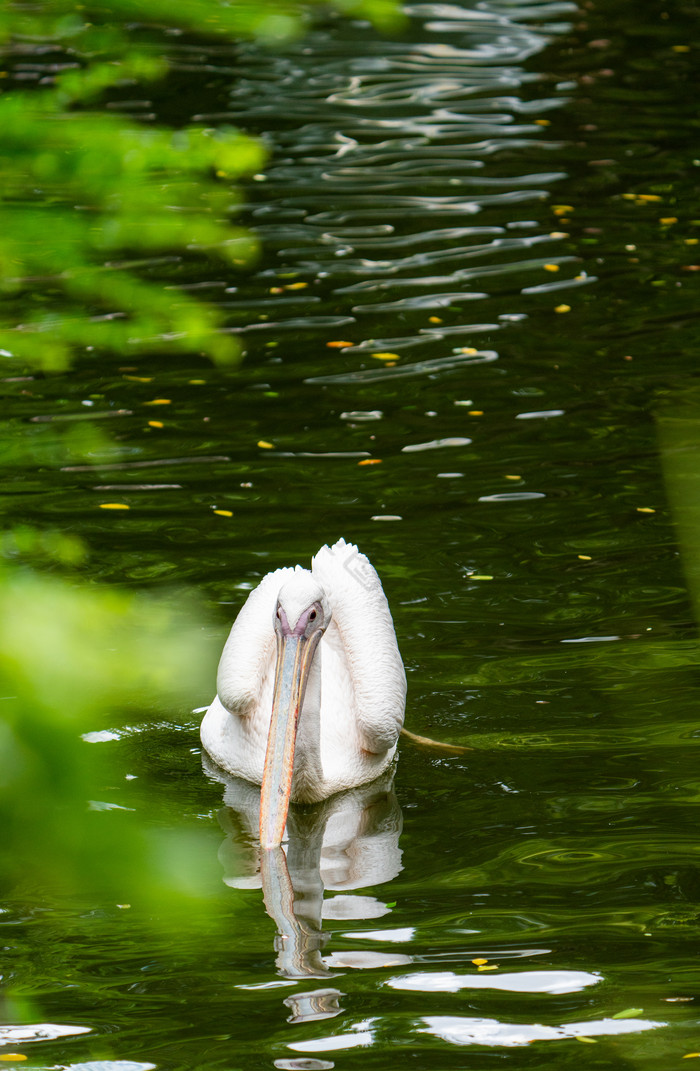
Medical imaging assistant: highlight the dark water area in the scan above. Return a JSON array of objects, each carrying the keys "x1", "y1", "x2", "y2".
[{"x1": 3, "y1": 0, "x2": 700, "y2": 1068}]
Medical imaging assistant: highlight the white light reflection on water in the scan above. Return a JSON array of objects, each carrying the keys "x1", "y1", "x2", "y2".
[
  {"x1": 387, "y1": 968, "x2": 601, "y2": 993},
  {"x1": 420, "y1": 1014, "x2": 665, "y2": 1047}
]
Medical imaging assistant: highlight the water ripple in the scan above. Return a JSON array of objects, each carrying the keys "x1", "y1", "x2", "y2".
[{"x1": 183, "y1": 0, "x2": 581, "y2": 345}]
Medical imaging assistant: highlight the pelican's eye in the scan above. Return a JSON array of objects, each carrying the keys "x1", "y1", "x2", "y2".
[{"x1": 309, "y1": 610, "x2": 317, "y2": 622}]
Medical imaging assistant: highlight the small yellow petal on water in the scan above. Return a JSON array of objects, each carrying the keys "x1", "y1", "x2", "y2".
[
  {"x1": 470, "y1": 575, "x2": 493, "y2": 581},
  {"x1": 553, "y1": 204, "x2": 574, "y2": 215},
  {"x1": 477, "y1": 964, "x2": 499, "y2": 971},
  {"x1": 578, "y1": 554, "x2": 592, "y2": 561},
  {"x1": 372, "y1": 352, "x2": 401, "y2": 361},
  {"x1": 458, "y1": 347, "x2": 478, "y2": 354},
  {"x1": 428, "y1": 316, "x2": 443, "y2": 323},
  {"x1": 285, "y1": 281, "x2": 308, "y2": 290},
  {"x1": 544, "y1": 263, "x2": 560, "y2": 271},
  {"x1": 469, "y1": 410, "x2": 484, "y2": 416},
  {"x1": 575, "y1": 1036, "x2": 596, "y2": 1044},
  {"x1": 472, "y1": 958, "x2": 489, "y2": 965},
  {"x1": 685, "y1": 238, "x2": 699, "y2": 245},
  {"x1": 123, "y1": 375, "x2": 153, "y2": 382},
  {"x1": 269, "y1": 286, "x2": 284, "y2": 294},
  {"x1": 636, "y1": 194, "x2": 662, "y2": 202},
  {"x1": 148, "y1": 420, "x2": 164, "y2": 429},
  {"x1": 257, "y1": 440, "x2": 275, "y2": 449},
  {"x1": 549, "y1": 231, "x2": 568, "y2": 239},
  {"x1": 534, "y1": 118, "x2": 550, "y2": 126},
  {"x1": 660, "y1": 217, "x2": 678, "y2": 225},
  {"x1": 637, "y1": 506, "x2": 656, "y2": 513},
  {"x1": 0, "y1": 1055, "x2": 28, "y2": 1061},
  {"x1": 555, "y1": 304, "x2": 571, "y2": 313},
  {"x1": 213, "y1": 509, "x2": 233, "y2": 517},
  {"x1": 682, "y1": 1053, "x2": 700, "y2": 1059},
  {"x1": 326, "y1": 340, "x2": 354, "y2": 348},
  {"x1": 189, "y1": 379, "x2": 206, "y2": 385},
  {"x1": 99, "y1": 503, "x2": 130, "y2": 510},
  {"x1": 673, "y1": 44, "x2": 691, "y2": 51},
  {"x1": 358, "y1": 458, "x2": 382, "y2": 466},
  {"x1": 504, "y1": 474, "x2": 522, "y2": 480},
  {"x1": 145, "y1": 398, "x2": 171, "y2": 405}
]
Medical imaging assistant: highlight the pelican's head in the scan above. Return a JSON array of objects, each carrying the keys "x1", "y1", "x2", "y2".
[{"x1": 259, "y1": 573, "x2": 331, "y2": 849}]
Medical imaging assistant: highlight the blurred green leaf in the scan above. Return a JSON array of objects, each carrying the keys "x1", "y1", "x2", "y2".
[
  {"x1": 0, "y1": 560, "x2": 220, "y2": 904},
  {"x1": 0, "y1": 0, "x2": 400, "y2": 371}
]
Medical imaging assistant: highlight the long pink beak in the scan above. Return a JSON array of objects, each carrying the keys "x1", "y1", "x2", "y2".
[{"x1": 259, "y1": 628, "x2": 321, "y2": 849}]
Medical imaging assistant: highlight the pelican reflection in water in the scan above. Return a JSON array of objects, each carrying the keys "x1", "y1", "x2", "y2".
[{"x1": 207, "y1": 760, "x2": 407, "y2": 995}]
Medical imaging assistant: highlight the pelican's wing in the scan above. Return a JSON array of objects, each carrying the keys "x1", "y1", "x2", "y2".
[
  {"x1": 215, "y1": 566, "x2": 296, "y2": 716},
  {"x1": 312, "y1": 539, "x2": 406, "y2": 753}
]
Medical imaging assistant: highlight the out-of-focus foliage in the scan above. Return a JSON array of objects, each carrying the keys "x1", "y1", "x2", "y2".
[
  {"x1": 657, "y1": 386, "x2": 700, "y2": 628},
  {"x1": 0, "y1": 540, "x2": 221, "y2": 905},
  {"x1": 0, "y1": 53, "x2": 263, "y2": 371},
  {"x1": 0, "y1": 0, "x2": 402, "y2": 372}
]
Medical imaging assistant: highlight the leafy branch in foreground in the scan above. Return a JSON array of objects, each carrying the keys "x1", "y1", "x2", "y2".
[
  {"x1": 0, "y1": 69, "x2": 264, "y2": 371},
  {"x1": 0, "y1": 0, "x2": 400, "y2": 372}
]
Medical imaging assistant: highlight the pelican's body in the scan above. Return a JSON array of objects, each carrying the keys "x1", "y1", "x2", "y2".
[{"x1": 201, "y1": 539, "x2": 406, "y2": 844}]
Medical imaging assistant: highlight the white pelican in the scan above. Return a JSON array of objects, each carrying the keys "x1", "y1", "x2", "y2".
[{"x1": 200, "y1": 539, "x2": 406, "y2": 849}]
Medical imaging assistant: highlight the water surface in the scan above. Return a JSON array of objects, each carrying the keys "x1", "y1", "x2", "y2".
[{"x1": 3, "y1": 0, "x2": 700, "y2": 1068}]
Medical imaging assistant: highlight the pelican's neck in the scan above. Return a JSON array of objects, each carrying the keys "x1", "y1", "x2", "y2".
[{"x1": 293, "y1": 640, "x2": 323, "y2": 798}]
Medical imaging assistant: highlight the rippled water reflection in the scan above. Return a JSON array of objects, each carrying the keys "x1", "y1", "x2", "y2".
[{"x1": 3, "y1": 0, "x2": 700, "y2": 1067}]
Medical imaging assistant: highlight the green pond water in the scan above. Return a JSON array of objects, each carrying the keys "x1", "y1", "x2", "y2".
[{"x1": 3, "y1": 0, "x2": 700, "y2": 1068}]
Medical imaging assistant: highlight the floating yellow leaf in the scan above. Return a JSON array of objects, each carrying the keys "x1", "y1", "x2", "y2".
[
  {"x1": 673, "y1": 44, "x2": 691, "y2": 51},
  {"x1": 428, "y1": 316, "x2": 443, "y2": 323},
  {"x1": 685, "y1": 238, "x2": 699, "y2": 245},
  {"x1": 578, "y1": 554, "x2": 592, "y2": 561},
  {"x1": 477, "y1": 964, "x2": 499, "y2": 971},
  {"x1": 683, "y1": 1054, "x2": 700, "y2": 1059},
  {"x1": 549, "y1": 231, "x2": 568, "y2": 238},
  {"x1": 472, "y1": 958, "x2": 489, "y2": 965},
  {"x1": 99, "y1": 503, "x2": 130, "y2": 510},
  {"x1": 553, "y1": 204, "x2": 574, "y2": 215},
  {"x1": 213, "y1": 509, "x2": 233, "y2": 517},
  {"x1": 148, "y1": 420, "x2": 164, "y2": 429},
  {"x1": 534, "y1": 118, "x2": 550, "y2": 126},
  {"x1": 326, "y1": 340, "x2": 354, "y2": 348},
  {"x1": 189, "y1": 379, "x2": 206, "y2": 385},
  {"x1": 555, "y1": 304, "x2": 571, "y2": 313},
  {"x1": 458, "y1": 347, "x2": 478, "y2": 355},
  {"x1": 469, "y1": 410, "x2": 484, "y2": 416},
  {"x1": 257, "y1": 440, "x2": 274, "y2": 449},
  {"x1": 636, "y1": 194, "x2": 662, "y2": 202},
  {"x1": 145, "y1": 398, "x2": 171, "y2": 405},
  {"x1": 269, "y1": 286, "x2": 284, "y2": 294},
  {"x1": 123, "y1": 375, "x2": 153, "y2": 383},
  {"x1": 0, "y1": 1055, "x2": 27, "y2": 1062},
  {"x1": 284, "y1": 281, "x2": 308, "y2": 290},
  {"x1": 504, "y1": 474, "x2": 522, "y2": 480},
  {"x1": 371, "y1": 352, "x2": 401, "y2": 361},
  {"x1": 660, "y1": 217, "x2": 678, "y2": 225},
  {"x1": 470, "y1": 575, "x2": 493, "y2": 581},
  {"x1": 358, "y1": 459, "x2": 382, "y2": 466},
  {"x1": 544, "y1": 263, "x2": 560, "y2": 271},
  {"x1": 575, "y1": 1036, "x2": 596, "y2": 1044},
  {"x1": 637, "y1": 506, "x2": 656, "y2": 513}
]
